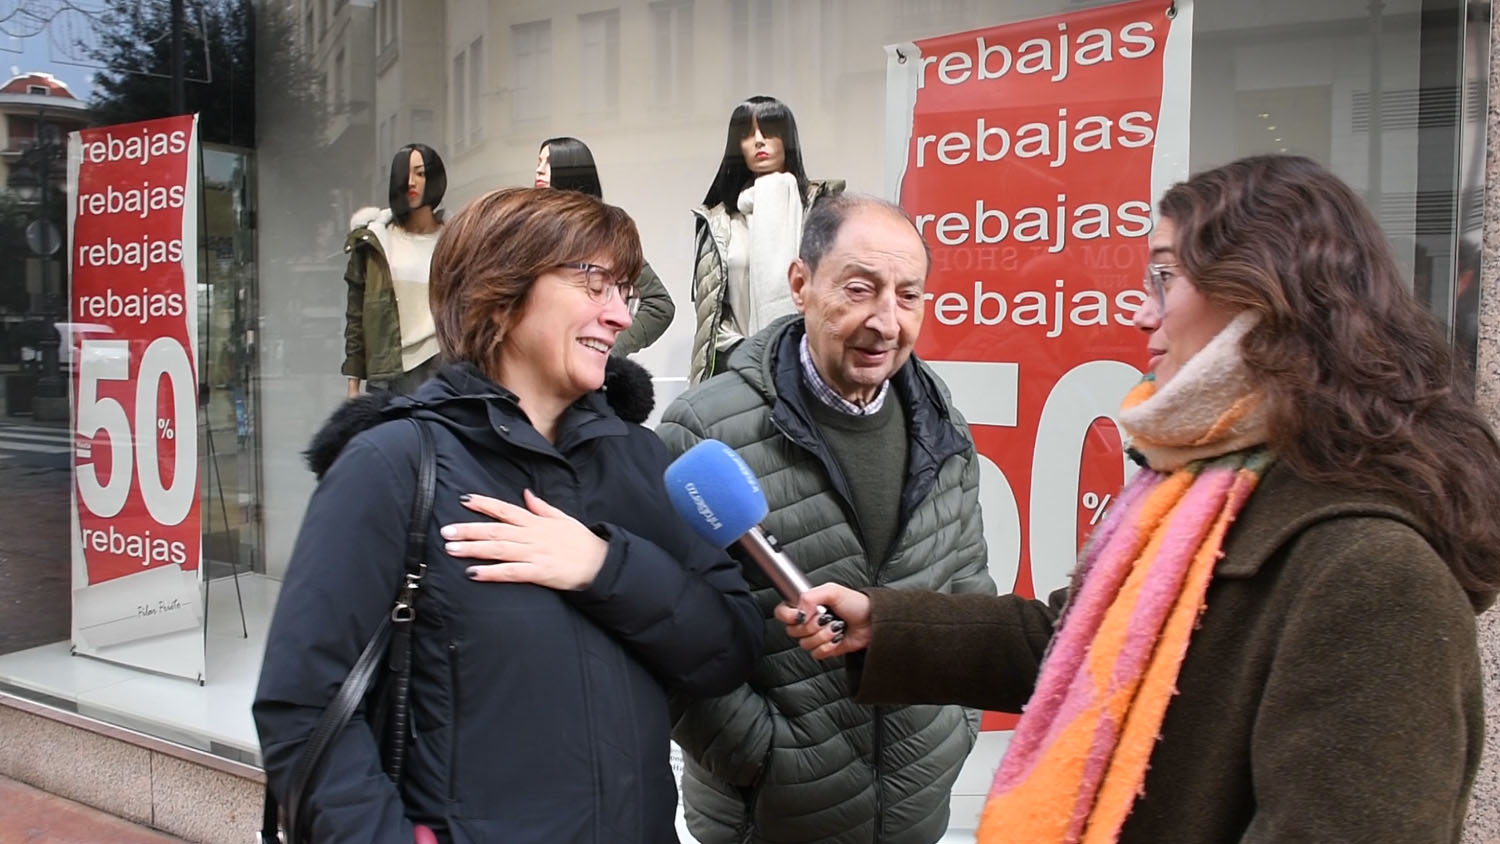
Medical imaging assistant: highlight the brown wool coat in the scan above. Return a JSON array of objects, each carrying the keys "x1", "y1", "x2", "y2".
[{"x1": 849, "y1": 461, "x2": 1487, "y2": 844}]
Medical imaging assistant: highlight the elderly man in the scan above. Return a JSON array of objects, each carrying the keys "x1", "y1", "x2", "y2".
[{"x1": 659, "y1": 195, "x2": 994, "y2": 844}]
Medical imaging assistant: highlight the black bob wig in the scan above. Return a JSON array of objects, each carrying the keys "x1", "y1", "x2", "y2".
[
  {"x1": 701, "y1": 95, "x2": 809, "y2": 210},
  {"x1": 540, "y1": 136, "x2": 604, "y2": 199},
  {"x1": 389, "y1": 143, "x2": 447, "y2": 223}
]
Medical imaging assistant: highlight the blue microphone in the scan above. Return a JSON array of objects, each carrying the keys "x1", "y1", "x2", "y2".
[{"x1": 664, "y1": 439, "x2": 819, "y2": 604}]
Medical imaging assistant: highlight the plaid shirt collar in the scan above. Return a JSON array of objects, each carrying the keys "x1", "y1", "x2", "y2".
[{"x1": 798, "y1": 333, "x2": 890, "y2": 416}]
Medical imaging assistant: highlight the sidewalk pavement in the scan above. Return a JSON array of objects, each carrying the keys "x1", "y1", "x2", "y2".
[{"x1": 0, "y1": 775, "x2": 185, "y2": 843}]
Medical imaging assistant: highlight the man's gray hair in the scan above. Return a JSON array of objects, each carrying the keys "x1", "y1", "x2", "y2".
[{"x1": 798, "y1": 193, "x2": 931, "y2": 274}]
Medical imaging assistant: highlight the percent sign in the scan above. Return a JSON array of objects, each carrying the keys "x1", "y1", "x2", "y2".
[
  {"x1": 157, "y1": 419, "x2": 175, "y2": 440},
  {"x1": 1080, "y1": 491, "x2": 1113, "y2": 525}
]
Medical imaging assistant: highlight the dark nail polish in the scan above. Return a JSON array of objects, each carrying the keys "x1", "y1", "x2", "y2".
[
  {"x1": 832, "y1": 633, "x2": 844, "y2": 644},
  {"x1": 818, "y1": 614, "x2": 834, "y2": 627},
  {"x1": 830, "y1": 621, "x2": 846, "y2": 634},
  {"x1": 795, "y1": 610, "x2": 806, "y2": 625},
  {"x1": 459, "y1": 494, "x2": 473, "y2": 503},
  {"x1": 465, "y1": 567, "x2": 478, "y2": 579}
]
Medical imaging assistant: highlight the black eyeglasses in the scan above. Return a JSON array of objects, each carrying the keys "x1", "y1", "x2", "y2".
[
  {"x1": 557, "y1": 262, "x2": 639, "y2": 309},
  {"x1": 1143, "y1": 263, "x2": 1178, "y2": 305}
]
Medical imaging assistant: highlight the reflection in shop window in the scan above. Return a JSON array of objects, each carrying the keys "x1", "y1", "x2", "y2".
[
  {"x1": 377, "y1": 0, "x2": 397, "y2": 59},
  {"x1": 412, "y1": 108, "x2": 434, "y2": 147},
  {"x1": 579, "y1": 10, "x2": 621, "y2": 117},
  {"x1": 334, "y1": 48, "x2": 345, "y2": 111},
  {"x1": 650, "y1": 0, "x2": 694, "y2": 113},
  {"x1": 894, "y1": 0, "x2": 970, "y2": 31},
  {"x1": 452, "y1": 50, "x2": 466, "y2": 147},
  {"x1": 469, "y1": 37, "x2": 483, "y2": 143},
  {"x1": 512, "y1": 20, "x2": 553, "y2": 123},
  {"x1": 728, "y1": 0, "x2": 775, "y2": 93}
]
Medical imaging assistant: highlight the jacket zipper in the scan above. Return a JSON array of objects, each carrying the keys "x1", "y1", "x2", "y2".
[
  {"x1": 873, "y1": 706, "x2": 886, "y2": 844},
  {"x1": 447, "y1": 642, "x2": 460, "y2": 802}
]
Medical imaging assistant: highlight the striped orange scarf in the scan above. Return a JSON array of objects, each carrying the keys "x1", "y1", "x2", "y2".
[{"x1": 978, "y1": 312, "x2": 1272, "y2": 843}]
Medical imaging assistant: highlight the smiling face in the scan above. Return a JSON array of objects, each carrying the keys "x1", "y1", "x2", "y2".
[
  {"x1": 535, "y1": 145, "x2": 551, "y2": 188},
  {"x1": 496, "y1": 255, "x2": 633, "y2": 406},
  {"x1": 790, "y1": 207, "x2": 928, "y2": 404},
  {"x1": 406, "y1": 148, "x2": 428, "y2": 209},
  {"x1": 1132, "y1": 217, "x2": 1242, "y2": 387},
  {"x1": 739, "y1": 118, "x2": 786, "y2": 176}
]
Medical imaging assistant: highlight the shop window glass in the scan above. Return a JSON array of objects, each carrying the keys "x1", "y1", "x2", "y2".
[{"x1": 512, "y1": 20, "x2": 552, "y2": 123}]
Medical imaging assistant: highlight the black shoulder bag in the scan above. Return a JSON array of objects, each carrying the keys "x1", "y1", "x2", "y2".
[{"x1": 261, "y1": 418, "x2": 437, "y2": 844}]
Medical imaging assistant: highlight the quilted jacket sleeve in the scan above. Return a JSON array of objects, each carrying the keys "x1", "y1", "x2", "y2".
[
  {"x1": 612, "y1": 260, "x2": 675, "y2": 357},
  {"x1": 948, "y1": 432, "x2": 996, "y2": 597},
  {"x1": 341, "y1": 241, "x2": 367, "y2": 379},
  {"x1": 657, "y1": 398, "x2": 781, "y2": 787},
  {"x1": 689, "y1": 218, "x2": 729, "y2": 384}
]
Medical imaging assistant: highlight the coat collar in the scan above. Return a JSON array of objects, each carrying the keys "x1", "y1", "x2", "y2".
[{"x1": 1216, "y1": 460, "x2": 1428, "y2": 578}]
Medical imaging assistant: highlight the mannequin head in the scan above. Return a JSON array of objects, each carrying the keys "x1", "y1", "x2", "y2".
[
  {"x1": 390, "y1": 143, "x2": 447, "y2": 223},
  {"x1": 537, "y1": 137, "x2": 603, "y2": 199},
  {"x1": 702, "y1": 95, "x2": 809, "y2": 210}
]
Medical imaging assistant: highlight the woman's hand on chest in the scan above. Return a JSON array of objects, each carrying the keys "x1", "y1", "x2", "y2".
[{"x1": 440, "y1": 489, "x2": 608, "y2": 591}]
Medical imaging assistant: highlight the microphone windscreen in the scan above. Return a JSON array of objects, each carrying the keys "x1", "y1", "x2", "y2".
[{"x1": 663, "y1": 439, "x2": 770, "y2": 548}]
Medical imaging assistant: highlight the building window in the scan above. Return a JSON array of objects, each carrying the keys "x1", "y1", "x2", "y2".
[
  {"x1": 376, "y1": 0, "x2": 397, "y2": 50},
  {"x1": 727, "y1": 0, "x2": 826, "y2": 101},
  {"x1": 578, "y1": 10, "x2": 620, "y2": 117},
  {"x1": 728, "y1": 0, "x2": 774, "y2": 94},
  {"x1": 378, "y1": 114, "x2": 399, "y2": 169},
  {"x1": 468, "y1": 37, "x2": 483, "y2": 143},
  {"x1": 333, "y1": 48, "x2": 345, "y2": 110},
  {"x1": 650, "y1": 0, "x2": 693, "y2": 113},
  {"x1": 511, "y1": 20, "x2": 552, "y2": 123},
  {"x1": 27, "y1": 84, "x2": 49, "y2": 96},
  {"x1": 411, "y1": 108, "x2": 434, "y2": 144},
  {"x1": 452, "y1": 50, "x2": 467, "y2": 147}
]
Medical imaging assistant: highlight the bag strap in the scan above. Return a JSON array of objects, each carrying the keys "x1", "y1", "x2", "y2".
[
  {"x1": 263, "y1": 418, "x2": 437, "y2": 844},
  {"x1": 383, "y1": 417, "x2": 437, "y2": 780}
]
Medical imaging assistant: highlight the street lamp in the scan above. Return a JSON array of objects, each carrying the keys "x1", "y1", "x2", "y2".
[{"x1": 9, "y1": 115, "x2": 68, "y2": 421}]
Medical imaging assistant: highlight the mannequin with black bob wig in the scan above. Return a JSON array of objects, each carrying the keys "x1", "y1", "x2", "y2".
[
  {"x1": 532, "y1": 136, "x2": 676, "y2": 357},
  {"x1": 686, "y1": 95, "x2": 843, "y2": 382},
  {"x1": 340, "y1": 143, "x2": 448, "y2": 398}
]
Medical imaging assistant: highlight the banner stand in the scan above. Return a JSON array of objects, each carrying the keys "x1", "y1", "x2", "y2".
[
  {"x1": 196, "y1": 151, "x2": 250, "y2": 645},
  {"x1": 67, "y1": 114, "x2": 207, "y2": 683}
]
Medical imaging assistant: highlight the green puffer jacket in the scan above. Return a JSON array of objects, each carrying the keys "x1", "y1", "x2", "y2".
[
  {"x1": 688, "y1": 179, "x2": 845, "y2": 384},
  {"x1": 614, "y1": 260, "x2": 675, "y2": 357},
  {"x1": 659, "y1": 317, "x2": 996, "y2": 844},
  {"x1": 341, "y1": 207, "x2": 405, "y2": 382}
]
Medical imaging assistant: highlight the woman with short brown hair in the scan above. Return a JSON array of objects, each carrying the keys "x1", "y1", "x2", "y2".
[{"x1": 256, "y1": 187, "x2": 762, "y2": 843}]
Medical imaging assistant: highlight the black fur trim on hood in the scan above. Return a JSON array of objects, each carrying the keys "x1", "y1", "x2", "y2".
[
  {"x1": 603, "y1": 356, "x2": 655, "y2": 425},
  {"x1": 303, "y1": 357, "x2": 656, "y2": 479},
  {"x1": 304, "y1": 392, "x2": 400, "y2": 478}
]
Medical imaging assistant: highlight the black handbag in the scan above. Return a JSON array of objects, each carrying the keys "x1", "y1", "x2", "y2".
[{"x1": 261, "y1": 418, "x2": 437, "y2": 844}]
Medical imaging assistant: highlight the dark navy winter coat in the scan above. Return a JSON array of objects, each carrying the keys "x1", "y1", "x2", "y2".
[{"x1": 253, "y1": 360, "x2": 762, "y2": 843}]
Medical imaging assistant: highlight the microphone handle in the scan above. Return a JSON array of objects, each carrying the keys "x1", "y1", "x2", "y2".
[{"x1": 738, "y1": 526, "x2": 842, "y2": 626}]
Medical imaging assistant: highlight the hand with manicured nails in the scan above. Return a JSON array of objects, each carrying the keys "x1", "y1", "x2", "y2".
[
  {"x1": 441, "y1": 489, "x2": 608, "y2": 590},
  {"x1": 774, "y1": 582, "x2": 874, "y2": 660}
]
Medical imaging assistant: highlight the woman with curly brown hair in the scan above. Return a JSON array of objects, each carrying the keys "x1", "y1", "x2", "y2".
[{"x1": 777, "y1": 155, "x2": 1500, "y2": 844}]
